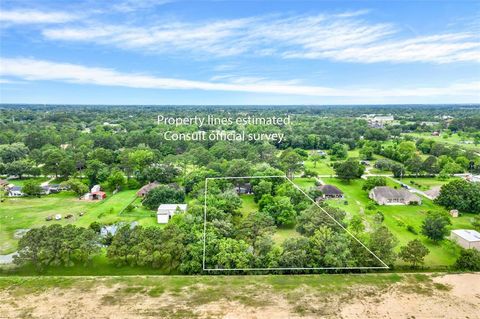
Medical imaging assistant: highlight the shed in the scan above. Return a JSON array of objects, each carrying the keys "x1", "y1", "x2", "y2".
[
  {"x1": 450, "y1": 230, "x2": 480, "y2": 250},
  {"x1": 449, "y1": 209, "x2": 459, "y2": 218},
  {"x1": 157, "y1": 204, "x2": 187, "y2": 224},
  {"x1": 92, "y1": 191, "x2": 106, "y2": 200}
]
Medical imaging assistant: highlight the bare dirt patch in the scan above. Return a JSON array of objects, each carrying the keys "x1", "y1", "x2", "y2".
[{"x1": 0, "y1": 274, "x2": 478, "y2": 319}]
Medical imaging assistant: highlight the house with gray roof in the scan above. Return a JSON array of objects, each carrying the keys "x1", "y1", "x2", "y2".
[
  {"x1": 316, "y1": 184, "x2": 344, "y2": 200},
  {"x1": 369, "y1": 186, "x2": 421, "y2": 205}
]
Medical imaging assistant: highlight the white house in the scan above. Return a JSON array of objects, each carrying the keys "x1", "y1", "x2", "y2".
[
  {"x1": 157, "y1": 204, "x2": 187, "y2": 224},
  {"x1": 7, "y1": 186, "x2": 23, "y2": 197},
  {"x1": 450, "y1": 229, "x2": 480, "y2": 250}
]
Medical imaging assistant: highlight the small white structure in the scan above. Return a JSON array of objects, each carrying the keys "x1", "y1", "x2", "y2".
[
  {"x1": 55, "y1": 214, "x2": 62, "y2": 220},
  {"x1": 449, "y1": 209, "x2": 459, "y2": 218},
  {"x1": 450, "y1": 229, "x2": 480, "y2": 250},
  {"x1": 91, "y1": 185, "x2": 101, "y2": 193},
  {"x1": 157, "y1": 204, "x2": 187, "y2": 224}
]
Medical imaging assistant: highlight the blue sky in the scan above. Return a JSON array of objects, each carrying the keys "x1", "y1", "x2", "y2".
[{"x1": 0, "y1": 0, "x2": 479, "y2": 105}]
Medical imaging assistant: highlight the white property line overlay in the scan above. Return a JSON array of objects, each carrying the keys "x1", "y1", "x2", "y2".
[{"x1": 202, "y1": 175, "x2": 389, "y2": 271}]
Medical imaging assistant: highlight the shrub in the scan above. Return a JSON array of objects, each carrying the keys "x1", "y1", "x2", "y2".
[
  {"x1": 406, "y1": 225, "x2": 417, "y2": 234},
  {"x1": 454, "y1": 249, "x2": 480, "y2": 271}
]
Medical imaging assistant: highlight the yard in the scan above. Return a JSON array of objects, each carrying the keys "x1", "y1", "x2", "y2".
[
  {"x1": 321, "y1": 177, "x2": 476, "y2": 267},
  {"x1": 404, "y1": 132, "x2": 480, "y2": 152},
  {"x1": 0, "y1": 190, "x2": 158, "y2": 254}
]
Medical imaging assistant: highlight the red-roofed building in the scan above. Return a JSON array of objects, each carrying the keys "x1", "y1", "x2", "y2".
[{"x1": 92, "y1": 191, "x2": 106, "y2": 200}]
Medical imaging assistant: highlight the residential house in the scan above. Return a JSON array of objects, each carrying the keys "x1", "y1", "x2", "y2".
[
  {"x1": 235, "y1": 183, "x2": 252, "y2": 195},
  {"x1": 0, "y1": 179, "x2": 9, "y2": 188},
  {"x1": 450, "y1": 229, "x2": 480, "y2": 250},
  {"x1": 316, "y1": 184, "x2": 344, "y2": 200},
  {"x1": 7, "y1": 186, "x2": 23, "y2": 197},
  {"x1": 369, "y1": 186, "x2": 421, "y2": 205},
  {"x1": 137, "y1": 182, "x2": 160, "y2": 197},
  {"x1": 157, "y1": 204, "x2": 188, "y2": 224}
]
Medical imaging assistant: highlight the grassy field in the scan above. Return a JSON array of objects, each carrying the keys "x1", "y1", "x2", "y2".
[
  {"x1": 397, "y1": 177, "x2": 457, "y2": 191},
  {"x1": 292, "y1": 177, "x2": 316, "y2": 189},
  {"x1": 322, "y1": 177, "x2": 475, "y2": 267},
  {"x1": 404, "y1": 132, "x2": 480, "y2": 152},
  {"x1": 0, "y1": 190, "x2": 158, "y2": 254}
]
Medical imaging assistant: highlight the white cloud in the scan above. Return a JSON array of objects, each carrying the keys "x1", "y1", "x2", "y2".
[
  {"x1": 112, "y1": 0, "x2": 174, "y2": 12},
  {"x1": 40, "y1": 11, "x2": 480, "y2": 64},
  {"x1": 0, "y1": 10, "x2": 79, "y2": 24},
  {"x1": 1, "y1": 57, "x2": 478, "y2": 99}
]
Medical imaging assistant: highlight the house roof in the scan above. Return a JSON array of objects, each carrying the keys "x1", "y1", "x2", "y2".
[
  {"x1": 371, "y1": 186, "x2": 420, "y2": 201},
  {"x1": 0, "y1": 179, "x2": 8, "y2": 185},
  {"x1": 9, "y1": 186, "x2": 22, "y2": 191},
  {"x1": 318, "y1": 184, "x2": 343, "y2": 195},
  {"x1": 137, "y1": 182, "x2": 160, "y2": 196},
  {"x1": 451, "y1": 229, "x2": 480, "y2": 242},
  {"x1": 425, "y1": 186, "x2": 441, "y2": 199},
  {"x1": 157, "y1": 204, "x2": 188, "y2": 214}
]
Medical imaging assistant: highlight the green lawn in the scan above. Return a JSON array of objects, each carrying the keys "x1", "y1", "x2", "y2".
[
  {"x1": 292, "y1": 177, "x2": 316, "y2": 189},
  {"x1": 321, "y1": 177, "x2": 475, "y2": 267},
  {"x1": 272, "y1": 227, "x2": 300, "y2": 245},
  {"x1": 239, "y1": 194, "x2": 258, "y2": 217},
  {"x1": 304, "y1": 159, "x2": 335, "y2": 175},
  {"x1": 404, "y1": 132, "x2": 480, "y2": 152},
  {"x1": 0, "y1": 190, "x2": 158, "y2": 254},
  {"x1": 397, "y1": 177, "x2": 457, "y2": 191}
]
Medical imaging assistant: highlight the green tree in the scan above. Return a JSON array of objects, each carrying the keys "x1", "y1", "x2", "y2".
[
  {"x1": 259, "y1": 195, "x2": 297, "y2": 227},
  {"x1": 369, "y1": 226, "x2": 398, "y2": 266},
  {"x1": 359, "y1": 145, "x2": 374, "y2": 160},
  {"x1": 310, "y1": 153, "x2": 323, "y2": 167},
  {"x1": 435, "y1": 179, "x2": 480, "y2": 214},
  {"x1": 362, "y1": 176, "x2": 387, "y2": 191},
  {"x1": 5, "y1": 159, "x2": 35, "y2": 179},
  {"x1": 454, "y1": 248, "x2": 480, "y2": 271},
  {"x1": 349, "y1": 215, "x2": 365, "y2": 234},
  {"x1": 14, "y1": 225, "x2": 99, "y2": 271},
  {"x1": 330, "y1": 143, "x2": 348, "y2": 160},
  {"x1": 214, "y1": 238, "x2": 252, "y2": 269},
  {"x1": 22, "y1": 180, "x2": 42, "y2": 196},
  {"x1": 63, "y1": 178, "x2": 89, "y2": 197},
  {"x1": 334, "y1": 158, "x2": 365, "y2": 182},
  {"x1": 237, "y1": 211, "x2": 276, "y2": 254},
  {"x1": 252, "y1": 180, "x2": 273, "y2": 203},
  {"x1": 421, "y1": 211, "x2": 452, "y2": 242},
  {"x1": 398, "y1": 239, "x2": 429, "y2": 267},
  {"x1": 106, "y1": 169, "x2": 126, "y2": 191},
  {"x1": 297, "y1": 205, "x2": 346, "y2": 236},
  {"x1": 397, "y1": 141, "x2": 416, "y2": 163},
  {"x1": 280, "y1": 149, "x2": 303, "y2": 179},
  {"x1": 390, "y1": 162, "x2": 406, "y2": 178},
  {"x1": 406, "y1": 155, "x2": 424, "y2": 176},
  {"x1": 142, "y1": 185, "x2": 185, "y2": 210}
]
